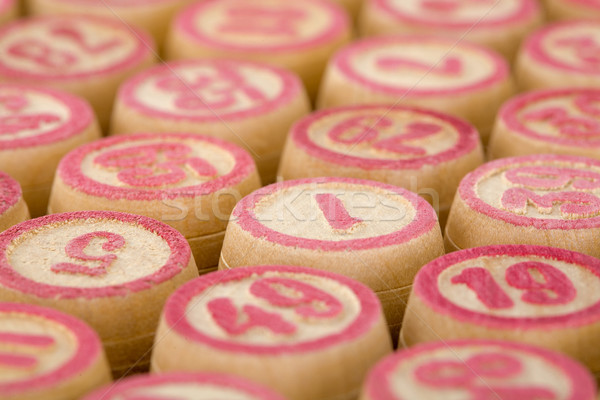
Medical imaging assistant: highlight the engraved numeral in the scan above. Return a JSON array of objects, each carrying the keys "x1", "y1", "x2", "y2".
[
  {"x1": 156, "y1": 65, "x2": 266, "y2": 112},
  {"x1": 208, "y1": 298, "x2": 297, "y2": 335},
  {"x1": 415, "y1": 352, "x2": 555, "y2": 399},
  {"x1": 50, "y1": 26, "x2": 120, "y2": 54},
  {"x1": 315, "y1": 193, "x2": 363, "y2": 230},
  {"x1": 209, "y1": 277, "x2": 343, "y2": 336},
  {"x1": 556, "y1": 35, "x2": 600, "y2": 66},
  {"x1": 0, "y1": 114, "x2": 61, "y2": 135},
  {"x1": 218, "y1": 6, "x2": 305, "y2": 36},
  {"x1": 0, "y1": 332, "x2": 55, "y2": 370},
  {"x1": 376, "y1": 56, "x2": 462, "y2": 76},
  {"x1": 501, "y1": 188, "x2": 600, "y2": 218},
  {"x1": 451, "y1": 262, "x2": 576, "y2": 309},
  {"x1": 8, "y1": 39, "x2": 77, "y2": 68},
  {"x1": 94, "y1": 143, "x2": 217, "y2": 187},
  {"x1": 51, "y1": 231, "x2": 125, "y2": 277},
  {"x1": 504, "y1": 166, "x2": 600, "y2": 191},
  {"x1": 451, "y1": 267, "x2": 514, "y2": 309},
  {"x1": 328, "y1": 115, "x2": 442, "y2": 155},
  {"x1": 523, "y1": 106, "x2": 600, "y2": 138},
  {"x1": 8, "y1": 25, "x2": 122, "y2": 68}
]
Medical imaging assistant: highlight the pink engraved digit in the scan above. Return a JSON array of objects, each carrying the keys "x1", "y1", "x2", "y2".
[
  {"x1": 250, "y1": 277, "x2": 343, "y2": 318},
  {"x1": 8, "y1": 40, "x2": 77, "y2": 68},
  {"x1": 51, "y1": 231, "x2": 126, "y2": 276},
  {"x1": 0, "y1": 94, "x2": 28, "y2": 112},
  {"x1": 505, "y1": 261, "x2": 576, "y2": 305},
  {"x1": 373, "y1": 122, "x2": 442, "y2": 155},
  {"x1": 523, "y1": 106, "x2": 600, "y2": 138},
  {"x1": 376, "y1": 56, "x2": 462, "y2": 76},
  {"x1": 156, "y1": 65, "x2": 266, "y2": 111},
  {"x1": 556, "y1": 36, "x2": 600, "y2": 66},
  {"x1": 0, "y1": 332, "x2": 55, "y2": 369},
  {"x1": 504, "y1": 166, "x2": 600, "y2": 190},
  {"x1": 415, "y1": 352, "x2": 555, "y2": 398},
  {"x1": 218, "y1": 6, "x2": 306, "y2": 36},
  {"x1": 94, "y1": 143, "x2": 215, "y2": 187},
  {"x1": 523, "y1": 107, "x2": 569, "y2": 124},
  {"x1": 0, "y1": 332, "x2": 55, "y2": 347},
  {"x1": 451, "y1": 267, "x2": 514, "y2": 309},
  {"x1": 328, "y1": 115, "x2": 392, "y2": 145},
  {"x1": 50, "y1": 26, "x2": 120, "y2": 54},
  {"x1": 0, "y1": 114, "x2": 61, "y2": 135},
  {"x1": 501, "y1": 188, "x2": 600, "y2": 218},
  {"x1": 117, "y1": 162, "x2": 187, "y2": 187},
  {"x1": 315, "y1": 193, "x2": 363, "y2": 230},
  {"x1": 0, "y1": 352, "x2": 38, "y2": 369},
  {"x1": 414, "y1": 360, "x2": 474, "y2": 387},
  {"x1": 207, "y1": 298, "x2": 296, "y2": 335}
]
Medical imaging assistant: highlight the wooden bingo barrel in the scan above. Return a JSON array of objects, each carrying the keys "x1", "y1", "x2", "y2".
[
  {"x1": 318, "y1": 36, "x2": 515, "y2": 143},
  {"x1": 489, "y1": 89, "x2": 600, "y2": 160},
  {"x1": 0, "y1": 211, "x2": 199, "y2": 376},
  {"x1": 278, "y1": 105, "x2": 484, "y2": 227},
  {"x1": 219, "y1": 177, "x2": 444, "y2": 337},
  {"x1": 401, "y1": 245, "x2": 600, "y2": 377},
  {"x1": 360, "y1": 339, "x2": 597, "y2": 400},
  {"x1": 82, "y1": 372, "x2": 286, "y2": 400},
  {"x1": 165, "y1": 0, "x2": 352, "y2": 100},
  {"x1": 0, "y1": 16, "x2": 156, "y2": 130},
  {"x1": 0, "y1": 84, "x2": 100, "y2": 217},
  {"x1": 0, "y1": 0, "x2": 16, "y2": 26},
  {"x1": 25, "y1": 0, "x2": 193, "y2": 49},
  {"x1": 151, "y1": 265, "x2": 392, "y2": 400},
  {"x1": 516, "y1": 20, "x2": 600, "y2": 91},
  {"x1": 0, "y1": 302, "x2": 112, "y2": 400},
  {"x1": 111, "y1": 59, "x2": 310, "y2": 183},
  {"x1": 445, "y1": 154, "x2": 600, "y2": 255},
  {"x1": 544, "y1": 0, "x2": 600, "y2": 21},
  {"x1": 50, "y1": 133, "x2": 260, "y2": 274},
  {"x1": 0, "y1": 172, "x2": 28, "y2": 232},
  {"x1": 359, "y1": 0, "x2": 543, "y2": 61}
]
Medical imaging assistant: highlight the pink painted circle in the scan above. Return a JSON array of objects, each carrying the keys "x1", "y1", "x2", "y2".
[
  {"x1": 0, "y1": 171, "x2": 22, "y2": 215},
  {"x1": 413, "y1": 245, "x2": 600, "y2": 329},
  {"x1": 233, "y1": 177, "x2": 438, "y2": 251},
  {"x1": 119, "y1": 59, "x2": 303, "y2": 122},
  {"x1": 500, "y1": 88, "x2": 600, "y2": 147},
  {"x1": 0, "y1": 302, "x2": 102, "y2": 396},
  {"x1": 332, "y1": 35, "x2": 509, "y2": 97},
  {"x1": 523, "y1": 20, "x2": 600, "y2": 75},
  {"x1": 459, "y1": 154, "x2": 600, "y2": 229},
  {"x1": 370, "y1": 0, "x2": 540, "y2": 29},
  {"x1": 365, "y1": 339, "x2": 595, "y2": 400},
  {"x1": 173, "y1": 0, "x2": 349, "y2": 52},
  {"x1": 82, "y1": 372, "x2": 286, "y2": 400},
  {"x1": 57, "y1": 132, "x2": 256, "y2": 201},
  {"x1": 0, "y1": 15, "x2": 153, "y2": 80},
  {"x1": 163, "y1": 265, "x2": 381, "y2": 354},
  {"x1": 0, "y1": 211, "x2": 191, "y2": 299},
  {"x1": 0, "y1": 84, "x2": 93, "y2": 149},
  {"x1": 290, "y1": 104, "x2": 479, "y2": 169}
]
